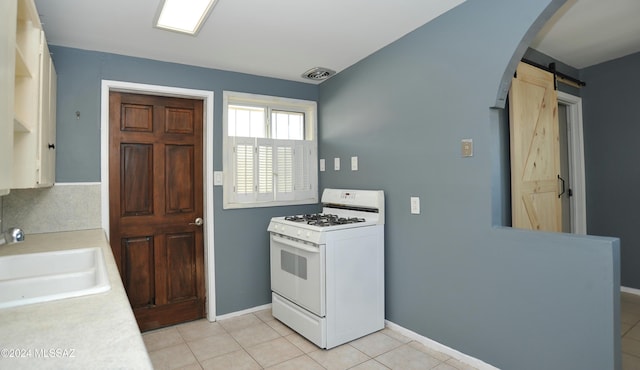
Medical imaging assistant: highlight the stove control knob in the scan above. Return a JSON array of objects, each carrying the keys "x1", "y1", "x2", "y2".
[{"x1": 297, "y1": 230, "x2": 301, "y2": 236}]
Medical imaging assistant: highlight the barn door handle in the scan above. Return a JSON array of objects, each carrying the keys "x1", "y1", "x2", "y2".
[
  {"x1": 189, "y1": 217, "x2": 204, "y2": 226},
  {"x1": 557, "y1": 175, "x2": 566, "y2": 198}
]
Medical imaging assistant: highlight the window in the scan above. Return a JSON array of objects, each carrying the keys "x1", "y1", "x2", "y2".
[{"x1": 223, "y1": 91, "x2": 318, "y2": 209}]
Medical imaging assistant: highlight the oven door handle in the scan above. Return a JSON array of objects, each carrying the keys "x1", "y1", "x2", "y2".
[{"x1": 272, "y1": 235, "x2": 320, "y2": 254}]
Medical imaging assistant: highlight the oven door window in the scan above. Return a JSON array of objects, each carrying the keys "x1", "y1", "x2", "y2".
[
  {"x1": 270, "y1": 234, "x2": 325, "y2": 316},
  {"x1": 281, "y1": 250, "x2": 307, "y2": 280}
]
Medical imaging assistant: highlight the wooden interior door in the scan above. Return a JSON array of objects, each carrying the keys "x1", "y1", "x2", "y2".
[
  {"x1": 509, "y1": 62, "x2": 562, "y2": 231},
  {"x1": 109, "y1": 92, "x2": 205, "y2": 331}
]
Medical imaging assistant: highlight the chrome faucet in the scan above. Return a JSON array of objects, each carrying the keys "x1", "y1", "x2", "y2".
[{"x1": 0, "y1": 228, "x2": 25, "y2": 246}]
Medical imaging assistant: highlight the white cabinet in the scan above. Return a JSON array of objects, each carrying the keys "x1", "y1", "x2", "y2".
[
  {"x1": 0, "y1": 0, "x2": 17, "y2": 196},
  {"x1": 1, "y1": 0, "x2": 57, "y2": 191},
  {"x1": 37, "y1": 40, "x2": 56, "y2": 186}
]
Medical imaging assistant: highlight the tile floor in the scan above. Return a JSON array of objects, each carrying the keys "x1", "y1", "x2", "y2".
[
  {"x1": 143, "y1": 309, "x2": 480, "y2": 370},
  {"x1": 622, "y1": 292, "x2": 640, "y2": 369},
  {"x1": 143, "y1": 292, "x2": 640, "y2": 369}
]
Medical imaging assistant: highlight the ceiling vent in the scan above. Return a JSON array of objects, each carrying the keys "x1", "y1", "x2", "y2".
[{"x1": 301, "y1": 67, "x2": 336, "y2": 81}]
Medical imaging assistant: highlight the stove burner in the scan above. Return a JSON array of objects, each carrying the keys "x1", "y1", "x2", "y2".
[{"x1": 285, "y1": 214, "x2": 366, "y2": 227}]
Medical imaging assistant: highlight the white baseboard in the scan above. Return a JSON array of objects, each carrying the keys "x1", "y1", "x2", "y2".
[
  {"x1": 384, "y1": 320, "x2": 499, "y2": 370},
  {"x1": 215, "y1": 303, "x2": 272, "y2": 321},
  {"x1": 621, "y1": 286, "x2": 640, "y2": 296}
]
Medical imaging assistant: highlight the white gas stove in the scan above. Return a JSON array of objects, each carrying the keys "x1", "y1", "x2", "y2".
[{"x1": 269, "y1": 188, "x2": 385, "y2": 349}]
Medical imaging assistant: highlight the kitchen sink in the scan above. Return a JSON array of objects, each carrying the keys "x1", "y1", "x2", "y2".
[{"x1": 0, "y1": 247, "x2": 111, "y2": 309}]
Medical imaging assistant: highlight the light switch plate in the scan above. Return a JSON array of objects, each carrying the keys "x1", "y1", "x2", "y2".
[
  {"x1": 334, "y1": 157, "x2": 340, "y2": 171},
  {"x1": 214, "y1": 171, "x2": 223, "y2": 186},
  {"x1": 410, "y1": 197, "x2": 420, "y2": 214},
  {"x1": 351, "y1": 156, "x2": 358, "y2": 171},
  {"x1": 319, "y1": 159, "x2": 325, "y2": 172},
  {"x1": 461, "y1": 139, "x2": 473, "y2": 157}
]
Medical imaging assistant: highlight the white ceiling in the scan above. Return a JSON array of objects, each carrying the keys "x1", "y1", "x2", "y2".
[
  {"x1": 34, "y1": 0, "x2": 465, "y2": 84},
  {"x1": 531, "y1": 0, "x2": 640, "y2": 69},
  {"x1": 34, "y1": 0, "x2": 640, "y2": 84}
]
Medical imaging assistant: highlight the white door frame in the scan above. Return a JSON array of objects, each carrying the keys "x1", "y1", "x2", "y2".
[
  {"x1": 557, "y1": 91, "x2": 587, "y2": 235},
  {"x1": 100, "y1": 80, "x2": 216, "y2": 320}
]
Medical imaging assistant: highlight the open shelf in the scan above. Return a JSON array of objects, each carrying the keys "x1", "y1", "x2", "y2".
[
  {"x1": 15, "y1": 45, "x2": 33, "y2": 78},
  {"x1": 13, "y1": 117, "x2": 31, "y2": 133}
]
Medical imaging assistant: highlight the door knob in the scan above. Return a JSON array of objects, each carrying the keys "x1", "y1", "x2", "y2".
[{"x1": 189, "y1": 217, "x2": 204, "y2": 226}]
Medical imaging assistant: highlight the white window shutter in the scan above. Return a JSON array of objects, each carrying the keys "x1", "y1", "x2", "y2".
[
  {"x1": 295, "y1": 141, "x2": 315, "y2": 198},
  {"x1": 232, "y1": 137, "x2": 256, "y2": 203},
  {"x1": 223, "y1": 91, "x2": 318, "y2": 209},
  {"x1": 274, "y1": 139, "x2": 295, "y2": 201},
  {"x1": 256, "y1": 138, "x2": 274, "y2": 201}
]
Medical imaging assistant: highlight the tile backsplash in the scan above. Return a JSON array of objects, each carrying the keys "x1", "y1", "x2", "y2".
[{"x1": 2, "y1": 183, "x2": 101, "y2": 234}]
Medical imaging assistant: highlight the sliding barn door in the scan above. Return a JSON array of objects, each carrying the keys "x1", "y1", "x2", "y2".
[{"x1": 509, "y1": 62, "x2": 562, "y2": 232}]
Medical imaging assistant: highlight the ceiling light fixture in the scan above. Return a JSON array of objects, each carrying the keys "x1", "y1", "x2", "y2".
[{"x1": 154, "y1": 0, "x2": 217, "y2": 35}]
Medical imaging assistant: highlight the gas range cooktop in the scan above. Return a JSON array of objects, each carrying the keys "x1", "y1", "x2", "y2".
[{"x1": 284, "y1": 213, "x2": 366, "y2": 227}]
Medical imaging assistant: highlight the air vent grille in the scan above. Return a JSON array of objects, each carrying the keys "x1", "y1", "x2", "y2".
[{"x1": 301, "y1": 67, "x2": 336, "y2": 81}]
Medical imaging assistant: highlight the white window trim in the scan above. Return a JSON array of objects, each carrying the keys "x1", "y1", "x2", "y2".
[{"x1": 222, "y1": 91, "x2": 318, "y2": 209}]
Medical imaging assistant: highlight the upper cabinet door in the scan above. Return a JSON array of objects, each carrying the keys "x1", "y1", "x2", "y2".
[
  {"x1": 0, "y1": 0, "x2": 17, "y2": 196},
  {"x1": 11, "y1": 0, "x2": 56, "y2": 189}
]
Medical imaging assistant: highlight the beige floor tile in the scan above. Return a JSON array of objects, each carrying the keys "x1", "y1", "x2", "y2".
[
  {"x1": 349, "y1": 359, "x2": 391, "y2": 370},
  {"x1": 623, "y1": 353, "x2": 640, "y2": 370},
  {"x1": 245, "y1": 337, "x2": 304, "y2": 368},
  {"x1": 623, "y1": 337, "x2": 640, "y2": 358},
  {"x1": 307, "y1": 344, "x2": 370, "y2": 370},
  {"x1": 219, "y1": 313, "x2": 264, "y2": 332},
  {"x1": 148, "y1": 343, "x2": 199, "y2": 370},
  {"x1": 444, "y1": 357, "x2": 480, "y2": 370},
  {"x1": 266, "y1": 318, "x2": 295, "y2": 336},
  {"x1": 143, "y1": 326, "x2": 185, "y2": 352},
  {"x1": 187, "y1": 332, "x2": 242, "y2": 362},
  {"x1": 408, "y1": 341, "x2": 451, "y2": 362},
  {"x1": 175, "y1": 364, "x2": 204, "y2": 370},
  {"x1": 622, "y1": 301, "x2": 640, "y2": 315},
  {"x1": 623, "y1": 323, "x2": 634, "y2": 337},
  {"x1": 432, "y1": 362, "x2": 460, "y2": 370},
  {"x1": 265, "y1": 354, "x2": 324, "y2": 370},
  {"x1": 380, "y1": 328, "x2": 413, "y2": 344},
  {"x1": 350, "y1": 332, "x2": 403, "y2": 357},
  {"x1": 626, "y1": 324, "x2": 640, "y2": 341},
  {"x1": 284, "y1": 332, "x2": 321, "y2": 353},
  {"x1": 375, "y1": 344, "x2": 441, "y2": 370},
  {"x1": 230, "y1": 322, "x2": 282, "y2": 348},
  {"x1": 176, "y1": 319, "x2": 227, "y2": 342},
  {"x1": 623, "y1": 292, "x2": 640, "y2": 305},
  {"x1": 622, "y1": 310, "x2": 640, "y2": 325},
  {"x1": 255, "y1": 308, "x2": 276, "y2": 322},
  {"x1": 199, "y1": 349, "x2": 261, "y2": 370}
]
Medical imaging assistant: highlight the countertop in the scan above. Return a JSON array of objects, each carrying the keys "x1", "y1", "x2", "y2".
[{"x1": 0, "y1": 229, "x2": 152, "y2": 369}]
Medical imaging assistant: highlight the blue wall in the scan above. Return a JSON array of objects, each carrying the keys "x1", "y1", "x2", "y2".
[
  {"x1": 48, "y1": 0, "x2": 622, "y2": 368},
  {"x1": 581, "y1": 50, "x2": 640, "y2": 289},
  {"x1": 318, "y1": 0, "x2": 620, "y2": 369},
  {"x1": 50, "y1": 46, "x2": 321, "y2": 314}
]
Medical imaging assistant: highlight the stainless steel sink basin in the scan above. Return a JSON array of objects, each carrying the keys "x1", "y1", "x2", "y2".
[{"x1": 0, "y1": 247, "x2": 111, "y2": 309}]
